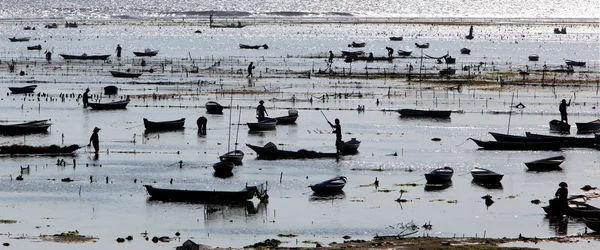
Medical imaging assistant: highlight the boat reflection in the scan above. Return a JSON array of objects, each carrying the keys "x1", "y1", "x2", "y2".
[
  {"x1": 213, "y1": 170, "x2": 234, "y2": 179},
  {"x1": 545, "y1": 216, "x2": 568, "y2": 236},
  {"x1": 204, "y1": 200, "x2": 266, "y2": 220},
  {"x1": 471, "y1": 180, "x2": 503, "y2": 190},
  {"x1": 424, "y1": 181, "x2": 452, "y2": 192},
  {"x1": 309, "y1": 191, "x2": 346, "y2": 202}
]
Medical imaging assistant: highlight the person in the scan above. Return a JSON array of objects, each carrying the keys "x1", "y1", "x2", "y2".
[
  {"x1": 197, "y1": 116, "x2": 207, "y2": 135},
  {"x1": 237, "y1": 21, "x2": 242, "y2": 27},
  {"x1": 367, "y1": 52, "x2": 374, "y2": 61},
  {"x1": 554, "y1": 182, "x2": 569, "y2": 213},
  {"x1": 256, "y1": 100, "x2": 268, "y2": 119},
  {"x1": 88, "y1": 127, "x2": 100, "y2": 154},
  {"x1": 247, "y1": 62, "x2": 255, "y2": 78},
  {"x1": 328, "y1": 50, "x2": 334, "y2": 63},
  {"x1": 45, "y1": 50, "x2": 52, "y2": 62},
  {"x1": 559, "y1": 99, "x2": 571, "y2": 124},
  {"x1": 209, "y1": 13, "x2": 214, "y2": 26},
  {"x1": 328, "y1": 118, "x2": 343, "y2": 154},
  {"x1": 82, "y1": 88, "x2": 90, "y2": 108},
  {"x1": 386, "y1": 47, "x2": 394, "y2": 58},
  {"x1": 115, "y1": 44, "x2": 122, "y2": 58}
]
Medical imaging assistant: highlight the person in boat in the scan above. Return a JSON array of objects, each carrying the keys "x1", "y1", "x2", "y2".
[
  {"x1": 197, "y1": 116, "x2": 207, "y2": 135},
  {"x1": 386, "y1": 47, "x2": 394, "y2": 58},
  {"x1": 554, "y1": 182, "x2": 569, "y2": 212},
  {"x1": 328, "y1": 51, "x2": 334, "y2": 63},
  {"x1": 559, "y1": 99, "x2": 571, "y2": 124},
  {"x1": 328, "y1": 118, "x2": 343, "y2": 154},
  {"x1": 256, "y1": 100, "x2": 268, "y2": 119},
  {"x1": 82, "y1": 88, "x2": 90, "y2": 108},
  {"x1": 247, "y1": 62, "x2": 255, "y2": 78},
  {"x1": 115, "y1": 44, "x2": 122, "y2": 58},
  {"x1": 88, "y1": 127, "x2": 101, "y2": 154}
]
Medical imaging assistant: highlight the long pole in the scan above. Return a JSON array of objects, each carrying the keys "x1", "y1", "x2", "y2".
[
  {"x1": 320, "y1": 110, "x2": 330, "y2": 123},
  {"x1": 507, "y1": 92, "x2": 515, "y2": 134},
  {"x1": 234, "y1": 108, "x2": 241, "y2": 151},
  {"x1": 227, "y1": 94, "x2": 233, "y2": 152},
  {"x1": 419, "y1": 48, "x2": 424, "y2": 81}
]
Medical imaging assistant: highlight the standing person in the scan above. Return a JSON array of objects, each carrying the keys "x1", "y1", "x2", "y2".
[
  {"x1": 247, "y1": 62, "x2": 255, "y2": 78},
  {"x1": 328, "y1": 51, "x2": 334, "y2": 63},
  {"x1": 328, "y1": 118, "x2": 343, "y2": 154},
  {"x1": 256, "y1": 100, "x2": 268, "y2": 119},
  {"x1": 45, "y1": 50, "x2": 52, "y2": 62},
  {"x1": 209, "y1": 13, "x2": 214, "y2": 26},
  {"x1": 88, "y1": 127, "x2": 100, "y2": 154},
  {"x1": 82, "y1": 88, "x2": 90, "y2": 108},
  {"x1": 554, "y1": 182, "x2": 569, "y2": 213},
  {"x1": 115, "y1": 44, "x2": 122, "y2": 58},
  {"x1": 559, "y1": 99, "x2": 571, "y2": 124}
]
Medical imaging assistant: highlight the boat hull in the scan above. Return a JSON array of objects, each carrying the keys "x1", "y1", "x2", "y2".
[
  {"x1": 59, "y1": 54, "x2": 111, "y2": 60},
  {"x1": 143, "y1": 118, "x2": 185, "y2": 131},
  {"x1": 144, "y1": 185, "x2": 259, "y2": 203},
  {"x1": 87, "y1": 100, "x2": 130, "y2": 110},
  {"x1": 524, "y1": 156, "x2": 565, "y2": 171},
  {"x1": 110, "y1": 71, "x2": 142, "y2": 78},
  {"x1": 246, "y1": 143, "x2": 338, "y2": 160},
  {"x1": 398, "y1": 109, "x2": 451, "y2": 118},
  {"x1": 257, "y1": 115, "x2": 298, "y2": 125},
  {"x1": 205, "y1": 101, "x2": 224, "y2": 114},
  {"x1": 470, "y1": 138, "x2": 563, "y2": 151},
  {"x1": 0, "y1": 120, "x2": 51, "y2": 135},
  {"x1": 575, "y1": 119, "x2": 600, "y2": 133},
  {"x1": 8, "y1": 85, "x2": 37, "y2": 94},
  {"x1": 0, "y1": 144, "x2": 80, "y2": 156},
  {"x1": 549, "y1": 119, "x2": 570, "y2": 133},
  {"x1": 310, "y1": 176, "x2": 347, "y2": 194}
]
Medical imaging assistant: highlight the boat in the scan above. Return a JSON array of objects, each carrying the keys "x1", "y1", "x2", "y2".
[
  {"x1": 59, "y1": 54, "x2": 111, "y2": 60},
  {"x1": 389, "y1": 36, "x2": 403, "y2": 41},
  {"x1": 549, "y1": 119, "x2": 570, "y2": 133},
  {"x1": 0, "y1": 120, "x2": 51, "y2": 134},
  {"x1": 528, "y1": 54, "x2": 540, "y2": 61},
  {"x1": 65, "y1": 22, "x2": 78, "y2": 28},
  {"x1": 524, "y1": 156, "x2": 565, "y2": 171},
  {"x1": 424, "y1": 166, "x2": 454, "y2": 183},
  {"x1": 583, "y1": 217, "x2": 600, "y2": 232},
  {"x1": 415, "y1": 43, "x2": 430, "y2": 49},
  {"x1": 575, "y1": 119, "x2": 600, "y2": 133},
  {"x1": 8, "y1": 85, "x2": 37, "y2": 94},
  {"x1": 470, "y1": 168, "x2": 503, "y2": 183},
  {"x1": 553, "y1": 27, "x2": 567, "y2": 34},
  {"x1": 143, "y1": 118, "x2": 185, "y2": 131},
  {"x1": 104, "y1": 85, "x2": 118, "y2": 95},
  {"x1": 0, "y1": 144, "x2": 80, "y2": 156},
  {"x1": 469, "y1": 138, "x2": 564, "y2": 151},
  {"x1": 341, "y1": 51, "x2": 364, "y2": 57},
  {"x1": 460, "y1": 48, "x2": 471, "y2": 55},
  {"x1": 489, "y1": 132, "x2": 566, "y2": 143},
  {"x1": 565, "y1": 60, "x2": 586, "y2": 67},
  {"x1": 143, "y1": 184, "x2": 267, "y2": 203},
  {"x1": 342, "y1": 138, "x2": 361, "y2": 154},
  {"x1": 348, "y1": 42, "x2": 366, "y2": 48},
  {"x1": 133, "y1": 49, "x2": 159, "y2": 57},
  {"x1": 9, "y1": 37, "x2": 30, "y2": 42},
  {"x1": 398, "y1": 109, "x2": 451, "y2": 118},
  {"x1": 239, "y1": 44, "x2": 268, "y2": 49},
  {"x1": 525, "y1": 132, "x2": 600, "y2": 148},
  {"x1": 397, "y1": 50, "x2": 412, "y2": 56},
  {"x1": 568, "y1": 201, "x2": 600, "y2": 218},
  {"x1": 205, "y1": 101, "x2": 224, "y2": 114},
  {"x1": 27, "y1": 45, "x2": 41, "y2": 50},
  {"x1": 246, "y1": 143, "x2": 338, "y2": 160},
  {"x1": 353, "y1": 56, "x2": 393, "y2": 61},
  {"x1": 109, "y1": 70, "x2": 142, "y2": 78},
  {"x1": 210, "y1": 23, "x2": 246, "y2": 28},
  {"x1": 247, "y1": 118, "x2": 277, "y2": 131},
  {"x1": 257, "y1": 115, "x2": 298, "y2": 125},
  {"x1": 87, "y1": 99, "x2": 130, "y2": 110},
  {"x1": 213, "y1": 161, "x2": 234, "y2": 174},
  {"x1": 44, "y1": 23, "x2": 58, "y2": 29},
  {"x1": 220, "y1": 106, "x2": 244, "y2": 165},
  {"x1": 439, "y1": 68, "x2": 456, "y2": 75},
  {"x1": 310, "y1": 176, "x2": 347, "y2": 194}
]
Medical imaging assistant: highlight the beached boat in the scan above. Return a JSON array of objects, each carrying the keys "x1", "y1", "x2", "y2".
[
  {"x1": 247, "y1": 118, "x2": 277, "y2": 131},
  {"x1": 524, "y1": 155, "x2": 565, "y2": 171},
  {"x1": 389, "y1": 36, "x2": 403, "y2": 41},
  {"x1": 143, "y1": 118, "x2": 185, "y2": 131},
  {"x1": 470, "y1": 168, "x2": 503, "y2": 183},
  {"x1": 398, "y1": 109, "x2": 451, "y2": 118},
  {"x1": 424, "y1": 166, "x2": 453, "y2": 183},
  {"x1": 9, "y1": 37, "x2": 30, "y2": 42},
  {"x1": 348, "y1": 42, "x2": 366, "y2": 48},
  {"x1": 460, "y1": 48, "x2": 471, "y2": 55},
  {"x1": 397, "y1": 50, "x2": 412, "y2": 56},
  {"x1": 415, "y1": 42, "x2": 430, "y2": 48},
  {"x1": 246, "y1": 143, "x2": 338, "y2": 160},
  {"x1": 239, "y1": 44, "x2": 268, "y2": 49},
  {"x1": 205, "y1": 101, "x2": 224, "y2": 114},
  {"x1": 133, "y1": 49, "x2": 159, "y2": 57},
  {"x1": 310, "y1": 176, "x2": 347, "y2": 194},
  {"x1": 528, "y1": 54, "x2": 540, "y2": 61},
  {"x1": 0, "y1": 120, "x2": 51, "y2": 135},
  {"x1": 59, "y1": 54, "x2": 110, "y2": 60},
  {"x1": 469, "y1": 138, "x2": 564, "y2": 151},
  {"x1": 549, "y1": 119, "x2": 570, "y2": 133},
  {"x1": 525, "y1": 132, "x2": 600, "y2": 148},
  {"x1": 8, "y1": 85, "x2": 37, "y2": 94},
  {"x1": 575, "y1": 119, "x2": 600, "y2": 133},
  {"x1": 109, "y1": 70, "x2": 142, "y2": 78},
  {"x1": 87, "y1": 99, "x2": 130, "y2": 110},
  {"x1": 565, "y1": 60, "x2": 586, "y2": 67},
  {"x1": 143, "y1": 184, "x2": 266, "y2": 203},
  {"x1": 583, "y1": 217, "x2": 600, "y2": 231},
  {"x1": 0, "y1": 144, "x2": 80, "y2": 156},
  {"x1": 213, "y1": 161, "x2": 234, "y2": 174},
  {"x1": 27, "y1": 45, "x2": 41, "y2": 50}
]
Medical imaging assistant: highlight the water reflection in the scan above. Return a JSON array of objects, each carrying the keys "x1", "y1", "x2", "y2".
[
  {"x1": 424, "y1": 181, "x2": 452, "y2": 192},
  {"x1": 143, "y1": 128, "x2": 185, "y2": 136},
  {"x1": 398, "y1": 116, "x2": 451, "y2": 123},
  {"x1": 309, "y1": 191, "x2": 346, "y2": 202},
  {"x1": 204, "y1": 201, "x2": 266, "y2": 220},
  {"x1": 213, "y1": 170, "x2": 234, "y2": 179},
  {"x1": 545, "y1": 216, "x2": 568, "y2": 236},
  {"x1": 471, "y1": 180, "x2": 504, "y2": 190}
]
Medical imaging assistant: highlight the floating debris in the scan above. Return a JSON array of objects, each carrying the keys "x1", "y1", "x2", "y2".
[
  {"x1": 531, "y1": 199, "x2": 541, "y2": 204},
  {"x1": 581, "y1": 185, "x2": 597, "y2": 191}
]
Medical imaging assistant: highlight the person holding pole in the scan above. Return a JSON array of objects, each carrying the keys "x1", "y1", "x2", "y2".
[
  {"x1": 328, "y1": 118, "x2": 343, "y2": 154},
  {"x1": 559, "y1": 98, "x2": 571, "y2": 124}
]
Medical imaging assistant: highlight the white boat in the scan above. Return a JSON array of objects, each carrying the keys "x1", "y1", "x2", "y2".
[{"x1": 470, "y1": 167, "x2": 504, "y2": 183}]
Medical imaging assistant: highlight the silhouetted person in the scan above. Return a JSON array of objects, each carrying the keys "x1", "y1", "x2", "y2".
[
  {"x1": 45, "y1": 51, "x2": 52, "y2": 62},
  {"x1": 367, "y1": 52, "x2": 374, "y2": 61},
  {"x1": 328, "y1": 118, "x2": 343, "y2": 154},
  {"x1": 82, "y1": 88, "x2": 90, "y2": 108},
  {"x1": 328, "y1": 50, "x2": 334, "y2": 63},
  {"x1": 88, "y1": 127, "x2": 100, "y2": 154},
  {"x1": 209, "y1": 14, "x2": 214, "y2": 26},
  {"x1": 197, "y1": 116, "x2": 207, "y2": 135},
  {"x1": 115, "y1": 44, "x2": 122, "y2": 58},
  {"x1": 555, "y1": 182, "x2": 569, "y2": 213},
  {"x1": 247, "y1": 62, "x2": 255, "y2": 77},
  {"x1": 386, "y1": 47, "x2": 394, "y2": 58},
  {"x1": 559, "y1": 99, "x2": 571, "y2": 124},
  {"x1": 256, "y1": 100, "x2": 268, "y2": 119}
]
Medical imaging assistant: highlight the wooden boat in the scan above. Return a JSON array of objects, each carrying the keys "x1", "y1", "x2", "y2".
[
  {"x1": 143, "y1": 184, "x2": 267, "y2": 203},
  {"x1": 258, "y1": 115, "x2": 298, "y2": 125},
  {"x1": 44, "y1": 23, "x2": 58, "y2": 29},
  {"x1": 525, "y1": 132, "x2": 600, "y2": 148},
  {"x1": 575, "y1": 119, "x2": 600, "y2": 133},
  {"x1": 143, "y1": 118, "x2": 185, "y2": 131},
  {"x1": 341, "y1": 51, "x2": 364, "y2": 57},
  {"x1": 489, "y1": 132, "x2": 566, "y2": 143},
  {"x1": 133, "y1": 49, "x2": 159, "y2": 57},
  {"x1": 565, "y1": 60, "x2": 586, "y2": 67},
  {"x1": 398, "y1": 109, "x2": 451, "y2": 118},
  {"x1": 247, "y1": 118, "x2": 277, "y2": 131},
  {"x1": 0, "y1": 120, "x2": 51, "y2": 134},
  {"x1": 219, "y1": 150, "x2": 244, "y2": 165},
  {"x1": 205, "y1": 101, "x2": 224, "y2": 114},
  {"x1": 524, "y1": 156, "x2": 565, "y2": 171},
  {"x1": 104, "y1": 85, "x2": 118, "y2": 95},
  {"x1": 424, "y1": 166, "x2": 453, "y2": 183},
  {"x1": 583, "y1": 217, "x2": 600, "y2": 232},
  {"x1": 109, "y1": 70, "x2": 142, "y2": 78},
  {"x1": 460, "y1": 48, "x2": 471, "y2": 55},
  {"x1": 470, "y1": 138, "x2": 563, "y2": 151},
  {"x1": 542, "y1": 197, "x2": 584, "y2": 216},
  {"x1": 348, "y1": 42, "x2": 366, "y2": 48},
  {"x1": 213, "y1": 161, "x2": 234, "y2": 174},
  {"x1": 389, "y1": 36, "x2": 403, "y2": 41},
  {"x1": 59, "y1": 54, "x2": 111, "y2": 60},
  {"x1": 27, "y1": 45, "x2": 41, "y2": 50},
  {"x1": 9, "y1": 37, "x2": 30, "y2": 42},
  {"x1": 65, "y1": 22, "x2": 78, "y2": 28},
  {"x1": 528, "y1": 54, "x2": 540, "y2": 61},
  {"x1": 568, "y1": 201, "x2": 600, "y2": 218},
  {"x1": 439, "y1": 68, "x2": 456, "y2": 75},
  {"x1": 310, "y1": 176, "x2": 347, "y2": 194},
  {"x1": 246, "y1": 143, "x2": 338, "y2": 160},
  {"x1": 87, "y1": 99, "x2": 130, "y2": 110},
  {"x1": 397, "y1": 50, "x2": 412, "y2": 56},
  {"x1": 342, "y1": 138, "x2": 361, "y2": 154},
  {"x1": 415, "y1": 43, "x2": 430, "y2": 49},
  {"x1": 8, "y1": 85, "x2": 37, "y2": 94},
  {"x1": 470, "y1": 168, "x2": 503, "y2": 183},
  {"x1": 549, "y1": 119, "x2": 570, "y2": 133},
  {"x1": 239, "y1": 44, "x2": 268, "y2": 49},
  {"x1": 0, "y1": 144, "x2": 80, "y2": 156}
]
